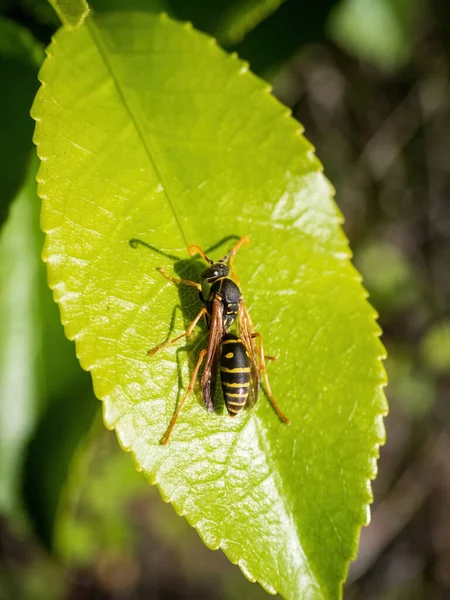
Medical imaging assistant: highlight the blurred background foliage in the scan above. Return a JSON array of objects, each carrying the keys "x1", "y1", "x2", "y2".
[{"x1": 0, "y1": 0, "x2": 449, "y2": 598}]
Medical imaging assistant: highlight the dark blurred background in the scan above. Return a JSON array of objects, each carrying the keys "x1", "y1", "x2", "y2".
[{"x1": 0, "y1": 0, "x2": 449, "y2": 598}]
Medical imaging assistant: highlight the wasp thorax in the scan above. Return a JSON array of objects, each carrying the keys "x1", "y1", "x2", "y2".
[{"x1": 201, "y1": 263, "x2": 229, "y2": 282}]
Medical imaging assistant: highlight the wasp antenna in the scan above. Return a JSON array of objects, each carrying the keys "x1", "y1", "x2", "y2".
[
  {"x1": 220, "y1": 236, "x2": 250, "y2": 262},
  {"x1": 188, "y1": 244, "x2": 213, "y2": 264}
]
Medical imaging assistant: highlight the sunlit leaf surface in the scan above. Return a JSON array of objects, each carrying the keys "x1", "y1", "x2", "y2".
[{"x1": 33, "y1": 12, "x2": 387, "y2": 598}]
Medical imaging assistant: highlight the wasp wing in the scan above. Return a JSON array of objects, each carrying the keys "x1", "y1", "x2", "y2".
[
  {"x1": 238, "y1": 299, "x2": 260, "y2": 408},
  {"x1": 200, "y1": 296, "x2": 223, "y2": 412}
]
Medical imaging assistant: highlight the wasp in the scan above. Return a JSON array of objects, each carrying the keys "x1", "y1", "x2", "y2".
[{"x1": 130, "y1": 236, "x2": 290, "y2": 444}]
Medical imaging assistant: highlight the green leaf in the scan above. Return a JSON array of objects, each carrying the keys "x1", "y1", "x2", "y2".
[
  {"x1": 0, "y1": 16, "x2": 44, "y2": 64},
  {"x1": 231, "y1": 0, "x2": 340, "y2": 79},
  {"x1": 421, "y1": 321, "x2": 450, "y2": 375},
  {"x1": 19, "y1": 0, "x2": 61, "y2": 29},
  {"x1": 47, "y1": 0, "x2": 90, "y2": 28},
  {"x1": 169, "y1": 0, "x2": 287, "y2": 45},
  {"x1": 328, "y1": 0, "x2": 421, "y2": 72},
  {"x1": 218, "y1": 0, "x2": 286, "y2": 44},
  {"x1": 0, "y1": 159, "x2": 42, "y2": 513},
  {"x1": 355, "y1": 241, "x2": 421, "y2": 315},
  {"x1": 32, "y1": 12, "x2": 387, "y2": 598},
  {"x1": 54, "y1": 422, "x2": 147, "y2": 564},
  {"x1": 0, "y1": 156, "x2": 92, "y2": 517},
  {"x1": 385, "y1": 344, "x2": 434, "y2": 418},
  {"x1": 0, "y1": 17, "x2": 43, "y2": 229},
  {"x1": 22, "y1": 381, "x2": 98, "y2": 547}
]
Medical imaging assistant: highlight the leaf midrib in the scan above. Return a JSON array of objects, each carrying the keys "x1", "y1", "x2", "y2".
[{"x1": 86, "y1": 14, "x2": 190, "y2": 247}]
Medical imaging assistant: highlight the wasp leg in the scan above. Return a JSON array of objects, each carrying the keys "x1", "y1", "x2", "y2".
[
  {"x1": 161, "y1": 348, "x2": 207, "y2": 445},
  {"x1": 148, "y1": 307, "x2": 207, "y2": 356},
  {"x1": 228, "y1": 236, "x2": 250, "y2": 285},
  {"x1": 251, "y1": 332, "x2": 291, "y2": 424},
  {"x1": 157, "y1": 267, "x2": 202, "y2": 292}
]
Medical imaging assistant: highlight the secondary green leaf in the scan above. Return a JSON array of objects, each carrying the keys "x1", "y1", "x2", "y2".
[
  {"x1": 232, "y1": 0, "x2": 340, "y2": 79},
  {"x1": 48, "y1": 0, "x2": 90, "y2": 28},
  {"x1": 23, "y1": 381, "x2": 98, "y2": 547},
  {"x1": 328, "y1": 0, "x2": 421, "y2": 72},
  {"x1": 0, "y1": 156, "x2": 93, "y2": 516},
  {"x1": 421, "y1": 321, "x2": 450, "y2": 375},
  {"x1": 0, "y1": 159, "x2": 42, "y2": 513},
  {"x1": 0, "y1": 17, "x2": 43, "y2": 229},
  {"x1": 220, "y1": 0, "x2": 286, "y2": 44},
  {"x1": 169, "y1": 0, "x2": 287, "y2": 45},
  {"x1": 0, "y1": 16, "x2": 43, "y2": 64},
  {"x1": 33, "y1": 12, "x2": 387, "y2": 599}
]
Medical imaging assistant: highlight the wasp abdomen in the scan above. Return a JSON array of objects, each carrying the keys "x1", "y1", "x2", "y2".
[{"x1": 219, "y1": 334, "x2": 251, "y2": 416}]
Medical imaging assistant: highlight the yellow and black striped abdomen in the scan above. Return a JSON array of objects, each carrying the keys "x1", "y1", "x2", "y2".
[{"x1": 219, "y1": 334, "x2": 251, "y2": 416}]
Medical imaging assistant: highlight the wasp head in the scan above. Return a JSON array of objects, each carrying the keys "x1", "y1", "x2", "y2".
[{"x1": 201, "y1": 262, "x2": 229, "y2": 282}]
